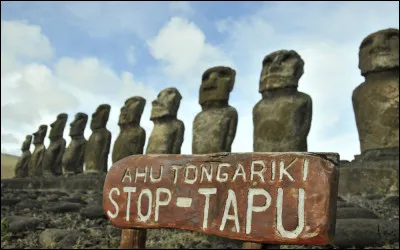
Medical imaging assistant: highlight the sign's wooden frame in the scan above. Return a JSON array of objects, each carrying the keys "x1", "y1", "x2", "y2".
[{"x1": 102, "y1": 152, "x2": 339, "y2": 249}]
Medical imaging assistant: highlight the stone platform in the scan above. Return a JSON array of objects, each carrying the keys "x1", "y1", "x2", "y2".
[
  {"x1": 1, "y1": 172, "x2": 106, "y2": 191},
  {"x1": 338, "y1": 147, "x2": 399, "y2": 197}
]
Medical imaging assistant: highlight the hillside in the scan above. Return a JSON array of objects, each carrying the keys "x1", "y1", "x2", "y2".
[{"x1": 1, "y1": 153, "x2": 19, "y2": 179}]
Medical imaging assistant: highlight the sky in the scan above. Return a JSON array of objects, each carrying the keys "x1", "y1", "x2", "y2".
[{"x1": 1, "y1": 1, "x2": 399, "y2": 169}]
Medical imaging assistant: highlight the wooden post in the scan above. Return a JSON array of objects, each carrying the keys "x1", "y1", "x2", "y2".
[
  {"x1": 243, "y1": 242, "x2": 280, "y2": 249},
  {"x1": 120, "y1": 229, "x2": 147, "y2": 249}
]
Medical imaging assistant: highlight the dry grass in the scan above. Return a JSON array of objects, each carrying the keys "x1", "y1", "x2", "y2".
[{"x1": 1, "y1": 153, "x2": 19, "y2": 179}]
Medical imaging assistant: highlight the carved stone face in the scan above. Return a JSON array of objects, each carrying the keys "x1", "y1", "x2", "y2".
[
  {"x1": 70, "y1": 113, "x2": 88, "y2": 137},
  {"x1": 91, "y1": 104, "x2": 111, "y2": 130},
  {"x1": 49, "y1": 113, "x2": 68, "y2": 139},
  {"x1": 259, "y1": 50, "x2": 304, "y2": 93},
  {"x1": 33, "y1": 125, "x2": 47, "y2": 145},
  {"x1": 119, "y1": 97, "x2": 146, "y2": 126},
  {"x1": 21, "y1": 135, "x2": 32, "y2": 151},
  {"x1": 359, "y1": 28, "x2": 399, "y2": 76},
  {"x1": 151, "y1": 87, "x2": 182, "y2": 120},
  {"x1": 199, "y1": 66, "x2": 236, "y2": 105}
]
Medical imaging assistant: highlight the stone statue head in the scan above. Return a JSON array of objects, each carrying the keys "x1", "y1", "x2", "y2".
[
  {"x1": 151, "y1": 87, "x2": 182, "y2": 120},
  {"x1": 90, "y1": 104, "x2": 111, "y2": 130},
  {"x1": 33, "y1": 125, "x2": 47, "y2": 145},
  {"x1": 21, "y1": 135, "x2": 32, "y2": 151},
  {"x1": 199, "y1": 66, "x2": 236, "y2": 105},
  {"x1": 70, "y1": 112, "x2": 88, "y2": 137},
  {"x1": 49, "y1": 113, "x2": 68, "y2": 139},
  {"x1": 259, "y1": 50, "x2": 304, "y2": 93},
  {"x1": 359, "y1": 28, "x2": 399, "y2": 76},
  {"x1": 118, "y1": 96, "x2": 146, "y2": 126}
]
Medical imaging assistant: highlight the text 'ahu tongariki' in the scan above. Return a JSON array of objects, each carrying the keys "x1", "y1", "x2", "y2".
[
  {"x1": 352, "y1": 28, "x2": 399, "y2": 153},
  {"x1": 85, "y1": 104, "x2": 112, "y2": 173},
  {"x1": 62, "y1": 112, "x2": 88, "y2": 175},
  {"x1": 146, "y1": 87, "x2": 184, "y2": 154},
  {"x1": 14, "y1": 135, "x2": 32, "y2": 178},
  {"x1": 253, "y1": 50, "x2": 312, "y2": 153},
  {"x1": 42, "y1": 113, "x2": 68, "y2": 176},
  {"x1": 27, "y1": 125, "x2": 48, "y2": 177},
  {"x1": 192, "y1": 66, "x2": 238, "y2": 154},
  {"x1": 112, "y1": 96, "x2": 146, "y2": 164}
]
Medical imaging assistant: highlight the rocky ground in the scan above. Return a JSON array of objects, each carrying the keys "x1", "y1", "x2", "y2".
[{"x1": 1, "y1": 188, "x2": 399, "y2": 249}]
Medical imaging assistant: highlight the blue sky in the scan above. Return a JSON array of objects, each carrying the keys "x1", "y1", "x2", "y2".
[{"x1": 1, "y1": 1, "x2": 399, "y2": 167}]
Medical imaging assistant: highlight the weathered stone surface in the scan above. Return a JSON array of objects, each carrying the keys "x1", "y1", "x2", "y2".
[
  {"x1": 336, "y1": 207, "x2": 379, "y2": 219},
  {"x1": 383, "y1": 195, "x2": 399, "y2": 207},
  {"x1": 336, "y1": 201, "x2": 360, "y2": 208},
  {"x1": 14, "y1": 135, "x2": 32, "y2": 178},
  {"x1": 85, "y1": 104, "x2": 112, "y2": 173},
  {"x1": 62, "y1": 194, "x2": 86, "y2": 204},
  {"x1": 39, "y1": 229, "x2": 81, "y2": 249},
  {"x1": 193, "y1": 66, "x2": 238, "y2": 154},
  {"x1": 338, "y1": 166, "x2": 398, "y2": 196},
  {"x1": 253, "y1": 50, "x2": 312, "y2": 152},
  {"x1": 81, "y1": 204, "x2": 106, "y2": 219},
  {"x1": 353, "y1": 28, "x2": 399, "y2": 153},
  {"x1": 1, "y1": 174, "x2": 107, "y2": 191},
  {"x1": 27, "y1": 125, "x2": 47, "y2": 177},
  {"x1": 333, "y1": 218, "x2": 399, "y2": 248},
  {"x1": 62, "y1": 112, "x2": 88, "y2": 175},
  {"x1": 42, "y1": 113, "x2": 68, "y2": 176},
  {"x1": 103, "y1": 152, "x2": 339, "y2": 245},
  {"x1": 1, "y1": 198, "x2": 20, "y2": 206},
  {"x1": 380, "y1": 218, "x2": 399, "y2": 244},
  {"x1": 4, "y1": 216, "x2": 42, "y2": 233},
  {"x1": 112, "y1": 96, "x2": 146, "y2": 164},
  {"x1": 16, "y1": 199, "x2": 43, "y2": 209},
  {"x1": 44, "y1": 201, "x2": 82, "y2": 213},
  {"x1": 147, "y1": 88, "x2": 184, "y2": 154}
]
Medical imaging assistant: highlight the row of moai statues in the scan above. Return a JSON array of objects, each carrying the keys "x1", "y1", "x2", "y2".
[{"x1": 14, "y1": 28, "x2": 398, "y2": 180}]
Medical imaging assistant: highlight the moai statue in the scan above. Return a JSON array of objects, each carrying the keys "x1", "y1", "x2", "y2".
[
  {"x1": 62, "y1": 113, "x2": 88, "y2": 175},
  {"x1": 84, "y1": 104, "x2": 112, "y2": 173},
  {"x1": 146, "y1": 88, "x2": 184, "y2": 154},
  {"x1": 27, "y1": 125, "x2": 47, "y2": 177},
  {"x1": 42, "y1": 113, "x2": 68, "y2": 176},
  {"x1": 352, "y1": 28, "x2": 399, "y2": 153},
  {"x1": 14, "y1": 135, "x2": 32, "y2": 178},
  {"x1": 112, "y1": 96, "x2": 146, "y2": 163},
  {"x1": 124, "y1": 89, "x2": 184, "y2": 250},
  {"x1": 192, "y1": 66, "x2": 238, "y2": 154},
  {"x1": 253, "y1": 50, "x2": 312, "y2": 153}
]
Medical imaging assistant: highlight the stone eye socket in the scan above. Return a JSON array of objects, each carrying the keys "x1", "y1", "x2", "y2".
[
  {"x1": 281, "y1": 54, "x2": 292, "y2": 62},
  {"x1": 263, "y1": 57, "x2": 273, "y2": 65},
  {"x1": 360, "y1": 38, "x2": 373, "y2": 48},
  {"x1": 202, "y1": 73, "x2": 209, "y2": 81},
  {"x1": 218, "y1": 69, "x2": 231, "y2": 77},
  {"x1": 385, "y1": 31, "x2": 399, "y2": 40}
]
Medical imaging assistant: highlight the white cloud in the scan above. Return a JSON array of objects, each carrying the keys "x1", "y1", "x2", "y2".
[
  {"x1": 1, "y1": 19, "x2": 157, "y2": 168},
  {"x1": 147, "y1": 16, "x2": 233, "y2": 80},
  {"x1": 1, "y1": 20, "x2": 54, "y2": 61},
  {"x1": 126, "y1": 45, "x2": 136, "y2": 66}
]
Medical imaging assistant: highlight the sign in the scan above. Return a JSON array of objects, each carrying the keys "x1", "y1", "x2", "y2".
[{"x1": 103, "y1": 152, "x2": 339, "y2": 245}]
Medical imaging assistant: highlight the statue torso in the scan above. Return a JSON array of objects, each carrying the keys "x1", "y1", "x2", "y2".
[
  {"x1": 112, "y1": 127, "x2": 144, "y2": 163},
  {"x1": 146, "y1": 120, "x2": 182, "y2": 154},
  {"x1": 193, "y1": 106, "x2": 237, "y2": 154},
  {"x1": 352, "y1": 78, "x2": 399, "y2": 152},
  {"x1": 253, "y1": 92, "x2": 311, "y2": 152},
  {"x1": 85, "y1": 129, "x2": 111, "y2": 172}
]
